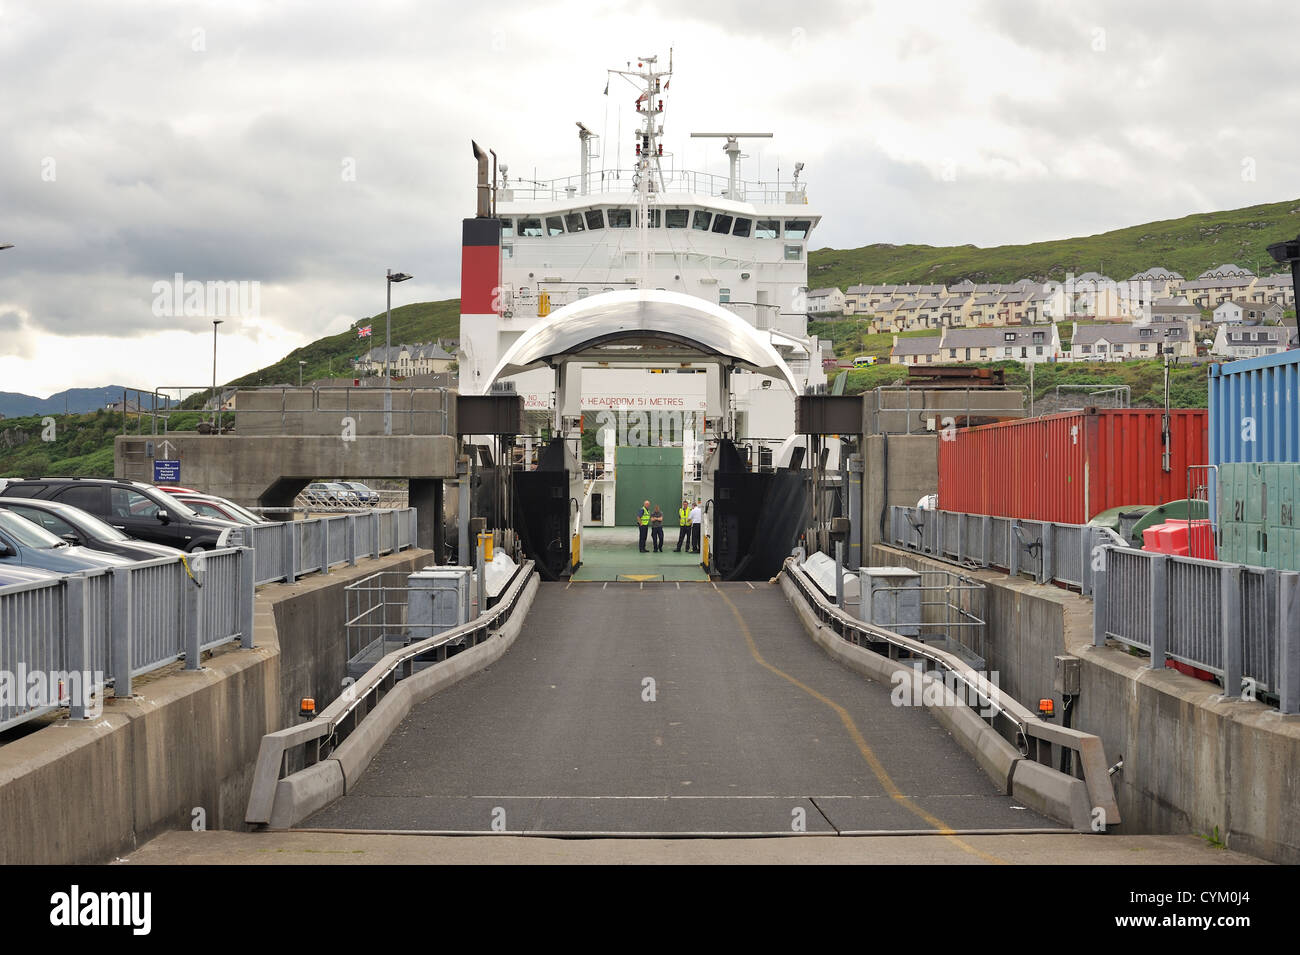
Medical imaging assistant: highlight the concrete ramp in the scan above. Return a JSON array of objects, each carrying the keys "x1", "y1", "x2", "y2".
[{"x1": 302, "y1": 582, "x2": 1054, "y2": 836}]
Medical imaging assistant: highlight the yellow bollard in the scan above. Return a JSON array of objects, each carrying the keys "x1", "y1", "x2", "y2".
[{"x1": 478, "y1": 532, "x2": 493, "y2": 562}]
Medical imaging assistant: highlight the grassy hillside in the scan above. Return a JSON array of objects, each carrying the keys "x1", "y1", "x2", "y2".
[
  {"x1": 808, "y1": 197, "x2": 1300, "y2": 290},
  {"x1": 828, "y1": 357, "x2": 1211, "y2": 408}
]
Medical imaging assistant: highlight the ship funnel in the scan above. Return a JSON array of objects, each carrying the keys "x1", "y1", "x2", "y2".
[{"x1": 471, "y1": 140, "x2": 491, "y2": 218}]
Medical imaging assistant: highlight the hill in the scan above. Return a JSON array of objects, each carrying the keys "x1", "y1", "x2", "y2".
[
  {"x1": 0, "y1": 385, "x2": 164, "y2": 419},
  {"x1": 807, "y1": 197, "x2": 1300, "y2": 290}
]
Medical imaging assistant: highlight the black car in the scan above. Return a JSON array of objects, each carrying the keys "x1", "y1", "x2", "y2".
[
  {"x1": 0, "y1": 478, "x2": 242, "y2": 552},
  {"x1": 0, "y1": 497, "x2": 186, "y2": 561}
]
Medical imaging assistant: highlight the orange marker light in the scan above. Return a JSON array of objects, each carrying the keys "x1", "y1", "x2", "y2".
[
  {"x1": 300, "y1": 698, "x2": 316, "y2": 718},
  {"x1": 1038, "y1": 699, "x2": 1055, "y2": 719}
]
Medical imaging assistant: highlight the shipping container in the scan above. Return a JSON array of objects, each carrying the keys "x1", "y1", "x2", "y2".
[
  {"x1": 937, "y1": 409, "x2": 1208, "y2": 524},
  {"x1": 1207, "y1": 350, "x2": 1300, "y2": 466}
]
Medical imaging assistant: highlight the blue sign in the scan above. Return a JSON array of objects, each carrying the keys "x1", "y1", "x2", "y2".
[{"x1": 154, "y1": 459, "x2": 181, "y2": 483}]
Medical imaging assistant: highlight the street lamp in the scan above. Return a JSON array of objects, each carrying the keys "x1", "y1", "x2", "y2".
[
  {"x1": 1267, "y1": 235, "x2": 1300, "y2": 347},
  {"x1": 299, "y1": 360, "x2": 307, "y2": 387},
  {"x1": 385, "y1": 269, "x2": 413, "y2": 435},
  {"x1": 211, "y1": 319, "x2": 223, "y2": 431}
]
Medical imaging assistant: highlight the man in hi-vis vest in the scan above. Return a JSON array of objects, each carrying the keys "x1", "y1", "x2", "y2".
[
  {"x1": 638, "y1": 500, "x2": 651, "y2": 552},
  {"x1": 675, "y1": 499, "x2": 692, "y2": 552}
]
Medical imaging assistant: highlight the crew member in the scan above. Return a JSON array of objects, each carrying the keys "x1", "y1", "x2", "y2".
[
  {"x1": 689, "y1": 499, "x2": 702, "y2": 553},
  {"x1": 638, "y1": 500, "x2": 651, "y2": 552},
  {"x1": 675, "y1": 499, "x2": 692, "y2": 552},
  {"x1": 650, "y1": 505, "x2": 665, "y2": 552}
]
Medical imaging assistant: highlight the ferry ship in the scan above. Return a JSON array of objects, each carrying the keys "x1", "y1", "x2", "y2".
[{"x1": 459, "y1": 54, "x2": 828, "y2": 573}]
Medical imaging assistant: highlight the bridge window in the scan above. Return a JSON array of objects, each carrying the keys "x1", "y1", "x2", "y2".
[
  {"x1": 500, "y1": 218, "x2": 515, "y2": 238},
  {"x1": 518, "y1": 218, "x2": 543, "y2": 237},
  {"x1": 665, "y1": 208, "x2": 689, "y2": 228},
  {"x1": 585, "y1": 209, "x2": 605, "y2": 230},
  {"x1": 756, "y1": 219, "x2": 780, "y2": 239},
  {"x1": 607, "y1": 208, "x2": 632, "y2": 228},
  {"x1": 564, "y1": 213, "x2": 585, "y2": 232},
  {"x1": 692, "y1": 210, "x2": 712, "y2": 231},
  {"x1": 711, "y1": 214, "x2": 733, "y2": 234},
  {"x1": 784, "y1": 244, "x2": 802, "y2": 261},
  {"x1": 546, "y1": 216, "x2": 565, "y2": 236},
  {"x1": 785, "y1": 219, "x2": 811, "y2": 239},
  {"x1": 732, "y1": 217, "x2": 752, "y2": 238}
]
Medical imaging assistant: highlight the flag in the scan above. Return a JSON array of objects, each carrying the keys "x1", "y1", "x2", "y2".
[{"x1": 358, "y1": 325, "x2": 372, "y2": 337}]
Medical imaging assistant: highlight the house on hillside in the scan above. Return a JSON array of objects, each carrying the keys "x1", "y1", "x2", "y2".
[
  {"x1": 890, "y1": 335, "x2": 943, "y2": 365},
  {"x1": 1250, "y1": 273, "x2": 1296, "y2": 309},
  {"x1": 1211, "y1": 324, "x2": 1295, "y2": 360},
  {"x1": 1069, "y1": 321, "x2": 1194, "y2": 361},
  {"x1": 1212, "y1": 300, "x2": 1283, "y2": 325},
  {"x1": 1179, "y1": 265, "x2": 1257, "y2": 309},
  {"x1": 940, "y1": 326, "x2": 1061, "y2": 364},
  {"x1": 805, "y1": 287, "x2": 846, "y2": 315},
  {"x1": 844, "y1": 284, "x2": 873, "y2": 315}
]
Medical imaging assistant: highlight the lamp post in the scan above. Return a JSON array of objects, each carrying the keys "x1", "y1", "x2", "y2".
[
  {"x1": 1266, "y1": 235, "x2": 1300, "y2": 348},
  {"x1": 385, "y1": 269, "x2": 413, "y2": 435},
  {"x1": 211, "y1": 319, "x2": 223, "y2": 431},
  {"x1": 299, "y1": 360, "x2": 306, "y2": 387}
]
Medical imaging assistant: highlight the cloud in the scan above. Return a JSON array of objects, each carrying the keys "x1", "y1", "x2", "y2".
[{"x1": 1, "y1": 0, "x2": 1298, "y2": 395}]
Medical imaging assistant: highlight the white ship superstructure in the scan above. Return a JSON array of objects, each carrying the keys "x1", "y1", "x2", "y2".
[{"x1": 459, "y1": 54, "x2": 828, "y2": 525}]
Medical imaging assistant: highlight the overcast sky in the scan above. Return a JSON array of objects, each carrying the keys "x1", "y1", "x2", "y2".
[{"x1": 2, "y1": 0, "x2": 1298, "y2": 397}]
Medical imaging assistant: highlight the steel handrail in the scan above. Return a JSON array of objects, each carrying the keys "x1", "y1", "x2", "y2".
[
  {"x1": 783, "y1": 557, "x2": 1121, "y2": 824},
  {"x1": 246, "y1": 560, "x2": 536, "y2": 824}
]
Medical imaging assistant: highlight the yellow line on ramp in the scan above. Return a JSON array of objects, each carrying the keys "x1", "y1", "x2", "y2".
[{"x1": 717, "y1": 589, "x2": 1008, "y2": 865}]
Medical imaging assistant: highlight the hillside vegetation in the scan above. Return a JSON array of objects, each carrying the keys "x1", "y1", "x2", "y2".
[{"x1": 807, "y1": 197, "x2": 1300, "y2": 291}]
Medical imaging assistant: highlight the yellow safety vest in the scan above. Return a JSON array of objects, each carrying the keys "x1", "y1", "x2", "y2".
[
  {"x1": 679, "y1": 508, "x2": 690, "y2": 526},
  {"x1": 639, "y1": 508, "x2": 650, "y2": 526}
]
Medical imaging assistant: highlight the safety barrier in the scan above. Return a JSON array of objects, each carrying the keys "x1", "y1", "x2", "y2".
[
  {"x1": 0, "y1": 547, "x2": 255, "y2": 731},
  {"x1": 242, "y1": 508, "x2": 417, "y2": 585},
  {"x1": 888, "y1": 505, "x2": 1300, "y2": 714},
  {"x1": 781, "y1": 557, "x2": 1121, "y2": 830},
  {"x1": 889, "y1": 506, "x2": 1118, "y2": 594},
  {"x1": 1093, "y1": 546, "x2": 1299, "y2": 713},
  {"x1": 245, "y1": 559, "x2": 537, "y2": 826}
]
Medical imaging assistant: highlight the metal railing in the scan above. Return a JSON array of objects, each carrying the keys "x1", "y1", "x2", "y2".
[
  {"x1": 0, "y1": 548, "x2": 255, "y2": 732},
  {"x1": 889, "y1": 506, "x2": 1118, "y2": 594},
  {"x1": 865, "y1": 386, "x2": 1027, "y2": 435},
  {"x1": 888, "y1": 505, "x2": 1300, "y2": 714},
  {"x1": 242, "y1": 508, "x2": 417, "y2": 585},
  {"x1": 245, "y1": 559, "x2": 537, "y2": 826},
  {"x1": 1093, "y1": 546, "x2": 1299, "y2": 712},
  {"x1": 505, "y1": 167, "x2": 808, "y2": 204},
  {"x1": 782, "y1": 558, "x2": 1121, "y2": 825},
  {"x1": 230, "y1": 385, "x2": 452, "y2": 437}
]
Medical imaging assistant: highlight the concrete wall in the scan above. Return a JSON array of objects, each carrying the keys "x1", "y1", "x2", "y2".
[
  {"x1": 116, "y1": 433, "x2": 457, "y2": 506},
  {"x1": 872, "y1": 544, "x2": 1300, "y2": 864},
  {"x1": 0, "y1": 550, "x2": 433, "y2": 865},
  {"x1": 862, "y1": 433, "x2": 938, "y2": 547},
  {"x1": 234, "y1": 387, "x2": 456, "y2": 436}
]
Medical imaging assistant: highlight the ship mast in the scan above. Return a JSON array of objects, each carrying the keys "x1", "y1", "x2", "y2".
[{"x1": 608, "y1": 53, "x2": 671, "y2": 285}]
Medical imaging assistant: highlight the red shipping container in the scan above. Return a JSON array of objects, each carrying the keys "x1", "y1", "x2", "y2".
[{"x1": 938, "y1": 409, "x2": 1208, "y2": 524}]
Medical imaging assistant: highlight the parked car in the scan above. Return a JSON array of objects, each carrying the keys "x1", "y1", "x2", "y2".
[
  {"x1": 0, "y1": 498, "x2": 185, "y2": 561},
  {"x1": 0, "y1": 509, "x2": 136, "y2": 573},
  {"x1": 0, "y1": 563, "x2": 64, "y2": 588},
  {"x1": 336, "y1": 481, "x2": 380, "y2": 505},
  {"x1": 303, "y1": 482, "x2": 360, "y2": 507},
  {"x1": 0, "y1": 478, "x2": 242, "y2": 552},
  {"x1": 169, "y1": 493, "x2": 273, "y2": 525}
]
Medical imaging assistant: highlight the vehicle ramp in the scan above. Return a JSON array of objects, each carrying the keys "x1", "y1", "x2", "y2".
[{"x1": 302, "y1": 582, "x2": 1055, "y2": 837}]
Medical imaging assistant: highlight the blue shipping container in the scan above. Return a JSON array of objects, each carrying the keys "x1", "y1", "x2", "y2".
[{"x1": 1208, "y1": 349, "x2": 1300, "y2": 466}]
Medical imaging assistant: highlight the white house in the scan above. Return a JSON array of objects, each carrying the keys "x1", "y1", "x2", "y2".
[
  {"x1": 1211, "y1": 324, "x2": 1295, "y2": 360},
  {"x1": 805, "y1": 287, "x2": 847, "y2": 315},
  {"x1": 1070, "y1": 321, "x2": 1194, "y2": 361}
]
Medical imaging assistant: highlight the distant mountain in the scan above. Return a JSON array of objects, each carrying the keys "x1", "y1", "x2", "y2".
[{"x1": 0, "y1": 386, "x2": 170, "y2": 419}]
